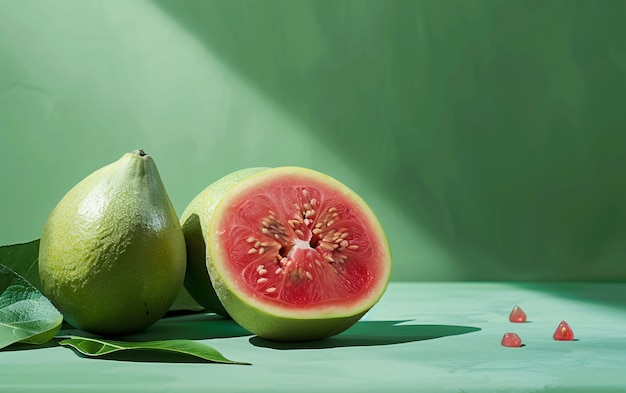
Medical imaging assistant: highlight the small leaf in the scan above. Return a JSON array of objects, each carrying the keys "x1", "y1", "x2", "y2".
[
  {"x1": 0, "y1": 264, "x2": 63, "y2": 349},
  {"x1": 0, "y1": 240, "x2": 42, "y2": 290},
  {"x1": 58, "y1": 336, "x2": 251, "y2": 365}
]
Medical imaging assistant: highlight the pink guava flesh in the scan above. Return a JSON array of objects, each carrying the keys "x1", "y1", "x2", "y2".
[
  {"x1": 509, "y1": 305, "x2": 527, "y2": 323},
  {"x1": 553, "y1": 320, "x2": 575, "y2": 341},
  {"x1": 501, "y1": 333, "x2": 522, "y2": 347},
  {"x1": 214, "y1": 174, "x2": 388, "y2": 311}
]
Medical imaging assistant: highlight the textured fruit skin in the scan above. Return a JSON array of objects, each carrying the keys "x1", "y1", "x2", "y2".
[
  {"x1": 38, "y1": 150, "x2": 186, "y2": 336},
  {"x1": 207, "y1": 166, "x2": 392, "y2": 341},
  {"x1": 180, "y1": 167, "x2": 268, "y2": 316}
]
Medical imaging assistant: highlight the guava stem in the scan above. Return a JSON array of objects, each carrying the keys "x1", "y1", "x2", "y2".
[{"x1": 132, "y1": 149, "x2": 147, "y2": 157}]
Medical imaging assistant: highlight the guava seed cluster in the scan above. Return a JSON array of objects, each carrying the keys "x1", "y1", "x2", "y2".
[{"x1": 241, "y1": 188, "x2": 365, "y2": 302}]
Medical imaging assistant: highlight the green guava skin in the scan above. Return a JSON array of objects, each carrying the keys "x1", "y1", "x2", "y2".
[
  {"x1": 207, "y1": 166, "x2": 393, "y2": 342},
  {"x1": 180, "y1": 167, "x2": 269, "y2": 317},
  {"x1": 38, "y1": 150, "x2": 186, "y2": 336}
]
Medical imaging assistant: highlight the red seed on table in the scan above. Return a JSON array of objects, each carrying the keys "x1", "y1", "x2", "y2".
[
  {"x1": 553, "y1": 320, "x2": 575, "y2": 341},
  {"x1": 509, "y1": 305, "x2": 527, "y2": 323},
  {"x1": 501, "y1": 333, "x2": 522, "y2": 347}
]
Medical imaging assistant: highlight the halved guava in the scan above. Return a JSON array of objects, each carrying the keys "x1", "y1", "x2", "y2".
[{"x1": 207, "y1": 167, "x2": 392, "y2": 341}]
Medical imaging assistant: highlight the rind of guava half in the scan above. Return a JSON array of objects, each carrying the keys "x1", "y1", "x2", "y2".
[
  {"x1": 207, "y1": 166, "x2": 392, "y2": 341},
  {"x1": 212, "y1": 280, "x2": 367, "y2": 341},
  {"x1": 180, "y1": 167, "x2": 269, "y2": 316}
]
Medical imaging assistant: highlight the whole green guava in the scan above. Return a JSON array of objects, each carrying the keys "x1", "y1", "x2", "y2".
[{"x1": 38, "y1": 149, "x2": 186, "y2": 336}]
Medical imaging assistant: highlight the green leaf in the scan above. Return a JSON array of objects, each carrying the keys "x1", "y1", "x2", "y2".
[
  {"x1": 0, "y1": 264, "x2": 63, "y2": 349},
  {"x1": 58, "y1": 336, "x2": 251, "y2": 364},
  {"x1": 0, "y1": 240, "x2": 42, "y2": 290}
]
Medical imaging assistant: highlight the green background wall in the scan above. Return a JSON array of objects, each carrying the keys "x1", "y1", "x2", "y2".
[{"x1": 1, "y1": 0, "x2": 625, "y2": 281}]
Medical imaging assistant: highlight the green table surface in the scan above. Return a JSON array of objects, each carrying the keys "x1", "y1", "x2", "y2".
[{"x1": 2, "y1": 282, "x2": 625, "y2": 392}]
